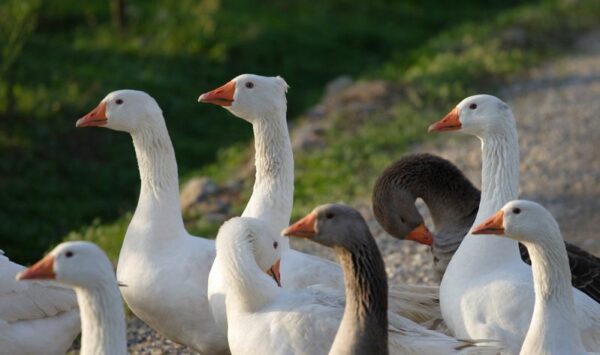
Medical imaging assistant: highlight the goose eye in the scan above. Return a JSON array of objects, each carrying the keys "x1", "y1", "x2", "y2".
[
  {"x1": 512, "y1": 208, "x2": 521, "y2": 214},
  {"x1": 245, "y1": 82, "x2": 254, "y2": 89},
  {"x1": 273, "y1": 241, "x2": 278, "y2": 249},
  {"x1": 400, "y1": 217, "x2": 406, "y2": 223},
  {"x1": 325, "y1": 212, "x2": 334, "y2": 219},
  {"x1": 65, "y1": 251, "x2": 74, "y2": 258},
  {"x1": 115, "y1": 99, "x2": 124, "y2": 105},
  {"x1": 469, "y1": 103, "x2": 477, "y2": 110}
]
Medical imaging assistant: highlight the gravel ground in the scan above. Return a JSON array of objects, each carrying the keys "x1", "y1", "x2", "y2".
[{"x1": 122, "y1": 31, "x2": 600, "y2": 354}]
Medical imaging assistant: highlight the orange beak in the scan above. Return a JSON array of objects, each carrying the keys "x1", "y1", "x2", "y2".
[
  {"x1": 76, "y1": 101, "x2": 108, "y2": 128},
  {"x1": 406, "y1": 223, "x2": 434, "y2": 245},
  {"x1": 198, "y1": 81, "x2": 236, "y2": 107},
  {"x1": 266, "y1": 259, "x2": 281, "y2": 287},
  {"x1": 17, "y1": 254, "x2": 56, "y2": 280},
  {"x1": 428, "y1": 107, "x2": 461, "y2": 132},
  {"x1": 471, "y1": 210, "x2": 505, "y2": 235},
  {"x1": 282, "y1": 212, "x2": 317, "y2": 239}
]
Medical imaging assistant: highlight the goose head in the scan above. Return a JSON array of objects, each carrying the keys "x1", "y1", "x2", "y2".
[
  {"x1": 217, "y1": 217, "x2": 282, "y2": 287},
  {"x1": 471, "y1": 200, "x2": 558, "y2": 244},
  {"x1": 76, "y1": 90, "x2": 163, "y2": 133},
  {"x1": 373, "y1": 189, "x2": 433, "y2": 245},
  {"x1": 282, "y1": 203, "x2": 373, "y2": 248},
  {"x1": 198, "y1": 74, "x2": 288, "y2": 123},
  {"x1": 17, "y1": 241, "x2": 115, "y2": 289},
  {"x1": 428, "y1": 94, "x2": 514, "y2": 138}
]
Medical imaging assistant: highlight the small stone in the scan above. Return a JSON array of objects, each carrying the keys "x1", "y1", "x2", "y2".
[
  {"x1": 324, "y1": 75, "x2": 353, "y2": 97},
  {"x1": 180, "y1": 177, "x2": 219, "y2": 211}
]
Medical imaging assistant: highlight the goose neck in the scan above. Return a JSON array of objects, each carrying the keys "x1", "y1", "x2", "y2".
[
  {"x1": 332, "y1": 235, "x2": 388, "y2": 354},
  {"x1": 243, "y1": 111, "x2": 294, "y2": 242},
  {"x1": 76, "y1": 283, "x2": 127, "y2": 355},
  {"x1": 522, "y1": 229, "x2": 583, "y2": 351},
  {"x1": 129, "y1": 123, "x2": 185, "y2": 234},
  {"x1": 459, "y1": 129, "x2": 521, "y2": 267},
  {"x1": 406, "y1": 170, "x2": 479, "y2": 233},
  {"x1": 373, "y1": 156, "x2": 479, "y2": 238},
  {"x1": 526, "y1": 231, "x2": 576, "y2": 315},
  {"x1": 220, "y1": 234, "x2": 279, "y2": 314},
  {"x1": 478, "y1": 130, "x2": 520, "y2": 218}
]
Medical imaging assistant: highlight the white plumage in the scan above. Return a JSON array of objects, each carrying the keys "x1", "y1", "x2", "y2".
[
  {"x1": 433, "y1": 95, "x2": 600, "y2": 354},
  {"x1": 0, "y1": 249, "x2": 80, "y2": 355}
]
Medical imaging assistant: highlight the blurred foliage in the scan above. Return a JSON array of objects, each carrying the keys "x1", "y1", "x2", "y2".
[
  {"x1": 0, "y1": 0, "x2": 41, "y2": 117},
  {"x1": 0, "y1": 0, "x2": 40, "y2": 74},
  {"x1": 0, "y1": 0, "x2": 592, "y2": 263}
]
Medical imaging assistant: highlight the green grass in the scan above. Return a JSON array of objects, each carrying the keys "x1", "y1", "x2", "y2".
[{"x1": 291, "y1": 103, "x2": 432, "y2": 215}]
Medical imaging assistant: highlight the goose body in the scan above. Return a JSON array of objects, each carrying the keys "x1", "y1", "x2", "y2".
[
  {"x1": 220, "y1": 216, "x2": 489, "y2": 355},
  {"x1": 76, "y1": 90, "x2": 227, "y2": 353},
  {"x1": 430, "y1": 95, "x2": 600, "y2": 354},
  {"x1": 372, "y1": 153, "x2": 600, "y2": 301},
  {"x1": 17, "y1": 241, "x2": 126, "y2": 355},
  {"x1": 472, "y1": 200, "x2": 599, "y2": 355},
  {"x1": 0, "y1": 249, "x2": 80, "y2": 355},
  {"x1": 199, "y1": 74, "x2": 441, "y2": 336}
]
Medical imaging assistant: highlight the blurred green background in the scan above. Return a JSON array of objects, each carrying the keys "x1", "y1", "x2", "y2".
[{"x1": 1, "y1": 0, "x2": 598, "y2": 263}]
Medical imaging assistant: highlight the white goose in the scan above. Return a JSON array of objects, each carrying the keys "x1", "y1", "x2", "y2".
[
  {"x1": 429, "y1": 94, "x2": 600, "y2": 354},
  {"x1": 0, "y1": 250, "x2": 80, "y2": 355},
  {"x1": 76, "y1": 90, "x2": 228, "y2": 354},
  {"x1": 217, "y1": 215, "x2": 490, "y2": 355},
  {"x1": 199, "y1": 74, "x2": 441, "y2": 334},
  {"x1": 472, "y1": 200, "x2": 600, "y2": 355},
  {"x1": 18, "y1": 241, "x2": 127, "y2": 355}
]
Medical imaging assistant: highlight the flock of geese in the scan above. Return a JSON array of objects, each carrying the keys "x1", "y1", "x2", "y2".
[{"x1": 1, "y1": 73, "x2": 599, "y2": 355}]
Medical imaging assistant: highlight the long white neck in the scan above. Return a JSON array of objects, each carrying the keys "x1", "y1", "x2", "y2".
[
  {"x1": 76, "y1": 282, "x2": 127, "y2": 355},
  {"x1": 220, "y1": 236, "x2": 279, "y2": 315},
  {"x1": 242, "y1": 110, "x2": 294, "y2": 247},
  {"x1": 461, "y1": 129, "x2": 522, "y2": 266},
  {"x1": 478, "y1": 129, "x2": 520, "y2": 218},
  {"x1": 520, "y1": 227, "x2": 585, "y2": 353},
  {"x1": 128, "y1": 121, "x2": 186, "y2": 239}
]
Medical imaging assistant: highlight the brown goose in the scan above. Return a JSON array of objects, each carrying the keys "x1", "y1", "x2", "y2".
[
  {"x1": 284, "y1": 204, "x2": 389, "y2": 355},
  {"x1": 283, "y1": 204, "x2": 502, "y2": 354},
  {"x1": 372, "y1": 153, "x2": 600, "y2": 302}
]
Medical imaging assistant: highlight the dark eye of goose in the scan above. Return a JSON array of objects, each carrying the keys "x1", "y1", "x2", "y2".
[
  {"x1": 400, "y1": 217, "x2": 406, "y2": 223},
  {"x1": 65, "y1": 251, "x2": 74, "y2": 258},
  {"x1": 512, "y1": 208, "x2": 521, "y2": 214},
  {"x1": 273, "y1": 241, "x2": 278, "y2": 249},
  {"x1": 469, "y1": 103, "x2": 477, "y2": 110},
  {"x1": 245, "y1": 82, "x2": 254, "y2": 89},
  {"x1": 116, "y1": 99, "x2": 124, "y2": 105},
  {"x1": 325, "y1": 212, "x2": 334, "y2": 219}
]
